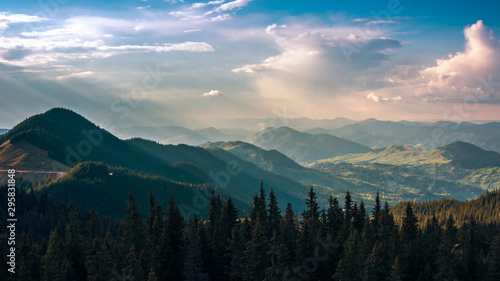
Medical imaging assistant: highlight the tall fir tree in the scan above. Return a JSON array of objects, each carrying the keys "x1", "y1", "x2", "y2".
[
  {"x1": 344, "y1": 191, "x2": 353, "y2": 230},
  {"x1": 334, "y1": 230, "x2": 363, "y2": 281},
  {"x1": 85, "y1": 237, "x2": 113, "y2": 281},
  {"x1": 372, "y1": 191, "x2": 382, "y2": 232},
  {"x1": 224, "y1": 225, "x2": 245, "y2": 281},
  {"x1": 123, "y1": 193, "x2": 145, "y2": 254},
  {"x1": 242, "y1": 220, "x2": 270, "y2": 281},
  {"x1": 362, "y1": 243, "x2": 386, "y2": 281},
  {"x1": 267, "y1": 189, "x2": 281, "y2": 238},
  {"x1": 485, "y1": 234, "x2": 500, "y2": 281},
  {"x1": 183, "y1": 224, "x2": 211, "y2": 281},
  {"x1": 42, "y1": 223, "x2": 69, "y2": 281},
  {"x1": 400, "y1": 202, "x2": 419, "y2": 281}
]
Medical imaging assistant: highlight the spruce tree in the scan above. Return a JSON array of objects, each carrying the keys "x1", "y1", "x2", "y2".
[
  {"x1": 388, "y1": 257, "x2": 403, "y2": 281},
  {"x1": 485, "y1": 234, "x2": 500, "y2": 281},
  {"x1": 225, "y1": 225, "x2": 245, "y2": 281},
  {"x1": 344, "y1": 191, "x2": 353, "y2": 229},
  {"x1": 123, "y1": 193, "x2": 145, "y2": 253},
  {"x1": 283, "y1": 203, "x2": 297, "y2": 266},
  {"x1": 65, "y1": 208, "x2": 87, "y2": 281},
  {"x1": 42, "y1": 223, "x2": 67, "y2": 281},
  {"x1": 183, "y1": 225, "x2": 210, "y2": 281},
  {"x1": 242, "y1": 220, "x2": 269, "y2": 281},
  {"x1": 124, "y1": 244, "x2": 144, "y2": 281},
  {"x1": 372, "y1": 191, "x2": 382, "y2": 231},
  {"x1": 17, "y1": 231, "x2": 41, "y2": 281},
  {"x1": 264, "y1": 229, "x2": 289, "y2": 281},
  {"x1": 327, "y1": 195, "x2": 343, "y2": 238},
  {"x1": 164, "y1": 195, "x2": 186, "y2": 280},
  {"x1": 85, "y1": 237, "x2": 113, "y2": 281},
  {"x1": 334, "y1": 230, "x2": 362, "y2": 281},
  {"x1": 362, "y1": 244, "x2": 385, "y2": 281},
  {"x1": 267, "y1": 189, "x2": 281, "y2": 238},
  {"x1": 400, "y1": 202, "x2": 419, "y2": 281}
]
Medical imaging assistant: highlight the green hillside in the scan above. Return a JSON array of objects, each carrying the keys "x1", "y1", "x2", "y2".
[
  {"x1": 316, "y1": 142, "x2": 499, "y2": 166},
  {"x1": 1, "y1": 108, "x2": 208, "y2": 184},
  {"x1": 311, "y1": 142, "x2": 500, "y2": 204},
  {"x1": 37, "y1": 161, "x2": 247, "y2": 219}
]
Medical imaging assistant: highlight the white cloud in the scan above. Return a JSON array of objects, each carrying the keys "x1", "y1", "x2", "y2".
[
  {"x1": 389, "y1": 20, "x2": 500, "y2": 102},
  {"x1": 190, "y1": 1, "x2": 225, "y2": 9},
  {"x1": 137, "y1": 6, "x2": 151, "y2": 10},
  {"x1": 55, "y1": 71, "x2": 93, "y2": 80},
  {"x1": 233, "y1": 23, "x2": 400, "y2": 76},
  {"x1": 367, "y1": 92, "x2": 380, "y2": 102},
  {"x1": 210, "y1": 14, "x2": 232, "y2": 22},
  {"x1": 171, "y1": 0, "x2": 250, "y2": 22},
  {"x1": 0, "y1": 13, "x2": 47, "y2": 30},
  {"x1": 214, "y1": 0, "x2": 252, "y2": 12},
  {"x1": 367, "y1": 92, "x2": 402, "y2": 103},
  {"x1": 0, "y1": 35, "x2": 214, "y2": 69},
  {"x1": 420, "y1": 20, "x2": 499, "y2": 97},
  {"x1": 202, "y1": 89, "x2": 224, "y2": 97},
  {"x1": 367, "y1": 20, "x2": 397, "y2": 25},
  {"x1": 231, "y1": 22, "x2": 402, "y2": 104},
  {"x1": 183, "y1": 29, "x2": 202, "y2": 33}
]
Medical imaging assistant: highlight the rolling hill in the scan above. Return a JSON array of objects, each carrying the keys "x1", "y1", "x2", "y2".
[
  {"x1": 200, "y1": 140, "x2": 353, "y2": 190},
  {"x1": 126, "y1": 138, "x2": 336, "y2": 210},
  {"x1": 311, "y1": 141, "x2": 500, "y2": 203},
  {"x1": 316, "y1": 141, "x2": 499, "y2": 166},
  {"x1": 248, "y1": 126, "x2": 372, "y2": 163},
  {"x1": 36, "y1": 161, "x2": 249, "y2": 219}
]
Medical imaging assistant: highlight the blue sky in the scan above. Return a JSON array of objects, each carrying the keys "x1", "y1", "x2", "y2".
[{"x1": 1, "y1": 0, "x2": 500, "y2": 129}]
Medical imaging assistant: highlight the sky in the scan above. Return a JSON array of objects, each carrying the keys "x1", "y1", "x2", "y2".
[{"x1": 1, "y1": 0, "x2": 500, "y2": 129}]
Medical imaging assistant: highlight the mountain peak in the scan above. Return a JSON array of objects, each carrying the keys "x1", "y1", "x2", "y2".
[{"x1": 439, "y1": 141, "x2": 498, "y2": 160}]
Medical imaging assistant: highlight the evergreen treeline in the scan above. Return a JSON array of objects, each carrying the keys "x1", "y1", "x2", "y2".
[
  {"x1": 2, "y1": 185, "x2": 500, "y2": 281},
  {"x1": 391, "y1": 189, "x2": 500, "y2": 227}
]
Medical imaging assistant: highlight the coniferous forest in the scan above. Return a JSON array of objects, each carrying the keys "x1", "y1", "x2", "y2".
[{"x1": 1, "y1": 183, "x2": 500, "y2": 281}]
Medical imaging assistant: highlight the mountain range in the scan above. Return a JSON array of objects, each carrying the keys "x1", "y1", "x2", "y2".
[
  {"x1": 116, "y1": 118, "x2": 500, "y2": 154},
  {"x1": 116, "y1": 126, "x2": 254, "y2": 145},
  {"x1": 312, "y1": 118, "x2": 500, "y2": 152},
  {"x1": 2, "y1": 108, "x2": 500, "y2": 218}
]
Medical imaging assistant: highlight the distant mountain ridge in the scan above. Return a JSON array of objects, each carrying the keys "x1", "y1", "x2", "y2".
[
  {"x1": 248, "y1": 126, "x2": 372, "y2": 163},
  {"x1": 323, "y1": 119, "x2": 500, "y2": 152},
  {"x1": 117, "y1": 125, "x2": 254, "y2": 145}
]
